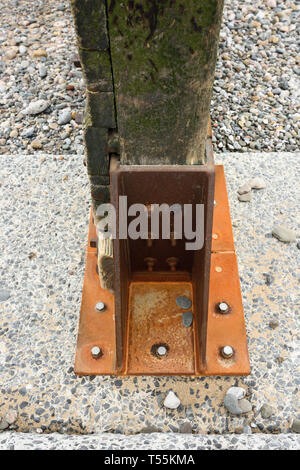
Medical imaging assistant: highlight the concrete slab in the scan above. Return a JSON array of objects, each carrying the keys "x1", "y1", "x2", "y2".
[
  {"x1": 0, "y1": 152, "x2": 299, "y2": 435},
  {"x1": 0, "y1": 431, "x2": 299, "y2": 450}
]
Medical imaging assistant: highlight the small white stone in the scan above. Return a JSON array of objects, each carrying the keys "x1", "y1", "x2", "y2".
[
  {"x1": 163, "y1": 391, "x2": 181, "y2": 409},
  {"x1": 238, "y1": 192, "x2": 252, "y2": 202},
  {"x1": 23, "y1": 100, "x2": 49, "y2": 115},
  {"x1": 249, "y1": 177, "x2": 266, "y2": 190},
  {"x1": 272, "y1": 225, "x2": 296, "y2": 243},
  {"x1": 237, "y1": 183, "x2": 251, "y2": 195},
  {"x1": 5, "y1": 409, "x2": 18, "y2": 425}
]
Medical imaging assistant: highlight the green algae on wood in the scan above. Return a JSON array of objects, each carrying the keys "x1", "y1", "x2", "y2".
[
  {"x1": 71, "y1": 0, "x2": 109, "y2": 50},
  {"x1": 107, "y1": 0, "x2": 224, "y2": 165}
]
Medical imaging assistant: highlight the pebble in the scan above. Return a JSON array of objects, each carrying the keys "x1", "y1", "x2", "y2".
[
  {"x1": 5, "y1": 409, "x2": 18, "y2": 425},
  {"x1": 249, "y1": 177, "x2": 266, "y2": 190},
  {"x1": 272, "y1": 225, "x2": 296, "y2": 243},
  {"x1": 163, "y1": 391, "x2": 181, "y2": 410},
  {"x1": 33, "y1": 48, "x2": 47, "y2": 58},
  {"x1": 175, "y1": 296, "x2": 192, "y2": 310},
  {"x1": 237, "y1": 183, "x2": 251, "y2": 195},
  {"x1": 19, "y1": 45, "x2": 27, "y2": 55},
  {"x1": 31, "y1": 140, "x2": 43, "y2": 149},
  {"x1": 291, "y1": 418, "x2": 300, "y2": 434},
  {"x1": 23, "y1": 100, "x2": 49, "y2": 115},
  {"x1": 238, "y1": 192, "x2": 252, "y2": 202},
  {"x1": 260, "y1": 404, "x2": 274, "y2": 419},
  {"x1": 58, "y1": 108, "x2": 72, "y2": 125},
  {"x1": 179, "y1": 422, "x2": 193, "y2": 434},
  {"x1": 267, "y1": 0, "x2": 277, "y2": 7},
  {"x1": 5, "y1": 47, "x2": 18, "y2": 60},
  {"x1": 297, "y1": 242, "x2": 300, "y2": 250},
  {"x1": 0, "y1": 289, "x2": 10, "y2": 302},
  {"x1": 269, "y1": 320, "x2": 279, "y2": 330},
  {"x1": 224, "y1": 387, "x2": 252, "y2": 415},
  {"x1": 0, "y1": 420, "x2": 9, "y2": 431},
  {"x1": 38, "y1": 64, "x2": 47, "y2": 78},
  {"x1": 21, "y1": 127, "x2": 35, "y2": 138},
  {"x1": 182, "y1": 312, "x2": 193, "y2": 328}
]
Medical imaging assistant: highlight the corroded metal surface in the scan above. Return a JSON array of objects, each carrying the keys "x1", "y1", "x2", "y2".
[
  {"x1": 127, "y1": 282, "x2": 195, "y2": 375},
  {"x1": 74, "y1": 165, "x2": 250, "y2": 376}
]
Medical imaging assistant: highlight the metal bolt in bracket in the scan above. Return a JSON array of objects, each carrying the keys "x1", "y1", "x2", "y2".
[
  {"x1": 95, "y1": 301, "x2": 106, "y2": 312},
  {"x1": 157, "y1": 346, "x2": 167, "y2": 356},
  {"x1": 221, "y1": 345, "x2": 234, "y2": 359},
  {"x1": 91, "y1": 346, "x2": 102, "y2": 359},
  {"x1": 217, "y1": 302, "x2": 230, "y2": 314}
]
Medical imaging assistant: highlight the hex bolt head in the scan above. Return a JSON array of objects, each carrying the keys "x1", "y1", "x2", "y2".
[
  {"x1": 91, "y1": 346, "x2": 102, "y2": 359},
  {"x1": 221, "y1": 345, "x2": 234, "y2": 359},
  {"x1": 218, "y1": 302, "x2": 229, "y2": 313},
  {"x1": 95, "y1": 301, "x2": 106, "y2": 312},
  {"x1": 157, "y1": 346, "x2": 167, "y2": 356}
]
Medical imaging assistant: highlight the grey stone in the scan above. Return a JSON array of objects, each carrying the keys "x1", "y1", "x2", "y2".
[
  {"x1": 0, "y1": 421, "x2": 9, "y2": 431},
  {"x1": 163, "y1": 391, "x2": 181, "y2": 410},
  {"x1": 175, "y1": 296, "x2": 192, "y2": 309},
  {"x1": 237, "y1": 183, "x2": 251, "y2": 195},
  {"x1": 272, "y1": 225, "x2": 296, "y2": 243},
  {"x1": 0, "y1": 289, "x2": 10, "y2": 302},
  {"x1": 179, "y1": 422, "x2": 193, "y2": 434},
  {"x1": 238, "y1": 192, "x2": 252, "y2": 202},
  {"x1": 58, "y1": 109, "x2": 72, "y2": 126},
  {"x1": 23, "y1": 100, "x2": 49, "y2": 115},
  {"x1": 249, "y1": 177, "x2": 266, "y2": 190},
  {"x1": 224, "y1": 387, "x2": 252, "y2": 415},
  {"x1": 182, "y1": 312, "x2": 193, "y2": 328},
  {"x1": 5, "y1": 409, "x2": 18, "y2": 425},
  {"x1": 291, "y1": 418, "x2": 300, "y2": 434},
  {"x1": 260, "y1": 404, "x2": 274, "y2": 419},
  {"x1": 38, "y1": 64, "x2": 47, "y2": 78},
  {"x1": 238, "y1": 399, "x2": 253, "y2": 414},
  {"x1": 21, "y1": 127, "x2": 35, "y2": 138}
]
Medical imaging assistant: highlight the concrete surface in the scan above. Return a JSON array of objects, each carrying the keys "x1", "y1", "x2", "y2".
[
  {"x1": 0, "y1": 151, "x2": 299, "y2": 438},
  {"x1": 0, "y1": 431, "x2": 299, "y2": 450}
]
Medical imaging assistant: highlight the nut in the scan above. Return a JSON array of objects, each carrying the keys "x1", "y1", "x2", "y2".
[
  {"x1": 95, "y1": 301, "x2": 106, "y2": 312},
  {"x1": 91, "y1": 346, "x2": 102, "y2": 359},
  {"x1": 221, "y1": 345, "x2": 234, "y2": 359},
  {"x1": 218, "y1": 302, "x2": 229, "y2": 313}
]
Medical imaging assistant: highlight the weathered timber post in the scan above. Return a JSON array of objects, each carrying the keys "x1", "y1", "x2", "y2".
[
  {"x1": 71, "y1": 0, "x2": 224, "y2": 206},
  {"x1": 72, "y1": 1, "x2": 250, "y2": 378}
]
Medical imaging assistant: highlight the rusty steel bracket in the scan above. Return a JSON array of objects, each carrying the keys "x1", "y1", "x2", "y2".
[{"x1": 75, "y1": 145, "x2": 250, "y2": 376}]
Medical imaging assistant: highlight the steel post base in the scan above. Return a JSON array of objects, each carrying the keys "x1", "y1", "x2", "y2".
[{"x1": 74, "y1": 164, "x2": 250, "y2": 376}]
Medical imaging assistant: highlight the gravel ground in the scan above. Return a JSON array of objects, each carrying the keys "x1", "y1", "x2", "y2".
[
  {"x1": 0, "y1": 151, "x2": 299, "y2": 437},
  {"x1": 0, "y1": 0, "x2": 299, "y2": 156},
  {"x1": 0, "y1": 432, "x2": 299, "y2": 450}
]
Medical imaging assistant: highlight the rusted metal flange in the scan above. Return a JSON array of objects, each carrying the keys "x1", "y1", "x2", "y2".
[{"x1": 74, "y1": 164, "x2": 250, "y2": 376}]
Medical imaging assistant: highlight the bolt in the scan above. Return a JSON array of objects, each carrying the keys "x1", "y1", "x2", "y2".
[
  {"x1": 218, "y1": 302, "x2": 229, "y2": 313},
  {"x1": 95, "y1": 301, "x2": 106, "y2": 312},
  {"x1": 214, "y1": 200, "x2": 217, "y2": 206},
  {"x1": 221, "y1": 345, "x2": 234, "y2": 359},
  {"x1": 144, "y1": 257, "x2": 156, "y2": 272},
  {"x1": 91, "y1": 346, "x2": 102, "y2": 359},
  {"x1": 157, "y1": 346, "x2": 167, "y2": 356},
  {"x1": 166, "y1": 257, "x2": 178, "y2": 272}
]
